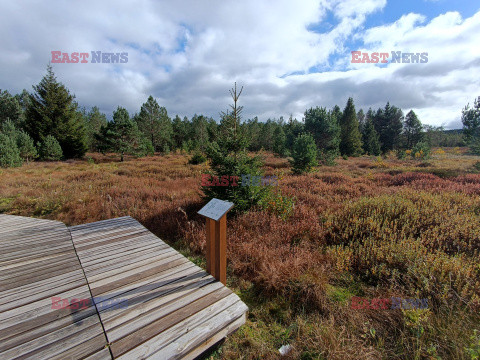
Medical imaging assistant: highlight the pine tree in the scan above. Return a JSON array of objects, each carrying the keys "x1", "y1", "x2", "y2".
[
  {"x1": 0, "y1": 90, "x2": 23, "y2": 128},
  {"x1": 304, "y1": 106, "x2": 340, "y2": 164},
  {"x1": 17, "y1": 131, "x2": 38, "y2": 162},
  {"x1": 273, "y1": 125, "x2": 287, "y2": 156},
  {"x1": 0, "y1": 133, "x2": 22, "y2": 168},
  {"x1": 373, "y1": 102, "x2": 403, "y2": 152},
  {"x1": 84, "y1": 106, "x2": 107, "y2": 151},
  {"x1": 284, "y1": 115, "x2": 304, "y2": 154},
  {"x1": 25, "y1": 65, "x2": 87, "y2": 159},
  {"x1": 172, "y1": 115, "x2": 190, "y2": 150},
  {"x1": 290, "y1": 133, "x2": 317, "y2": 174},
  {"x1": 38, "y1": 135, "x2": 63, "y2": 161},
  {"x1": 462, "y1": 96, "x2": 480, "y2": 154},
  {"x1": 97, "y1": 107, "x2": 152, "y2": 161},
  {"x1": 363, "y1": 118, "x2": 381, "y2": 155},
  {"x1": 136, "y1": 96, "x2": 173, "y2": 153},
  {"x1": 339, "y1": 97, "x2": 363, "y2": 156},
  {"x1": 403, "y1": 110, "x2": 423, "y2": 149},
  {"x1": 190, "y1": 114, "x2": 210, "y2": 152},
  {"x1": 357, "y1": 108, "x2": 366, "y2": 135}
]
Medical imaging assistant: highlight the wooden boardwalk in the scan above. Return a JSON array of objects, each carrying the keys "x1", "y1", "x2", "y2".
[
  {"x1": 0, "y1": 215, "x2": 247, "y2": 360},
  {"x1": 0, "y1": 215, "x2": 109, "y2": 359}
]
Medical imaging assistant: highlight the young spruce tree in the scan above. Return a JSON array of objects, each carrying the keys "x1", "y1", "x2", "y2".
[
  {"x1": 203, "y1": 83, "x2": 267, "y2": 213},
  {"x1": 339, "y1": 97, "x2": 363, "y2": 156}
]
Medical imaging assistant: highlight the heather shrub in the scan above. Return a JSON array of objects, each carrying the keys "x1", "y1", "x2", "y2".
[
  {"x1": 258, "y1": 189, "x2": 295, "y2": 220},
  {"x1": 324, "y1": 191, "x2": 480, "y2": 304}
]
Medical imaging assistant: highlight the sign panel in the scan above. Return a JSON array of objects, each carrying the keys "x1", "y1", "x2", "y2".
[{"x1": 198, "y1": 198, "x2": 234, "y2": 221}]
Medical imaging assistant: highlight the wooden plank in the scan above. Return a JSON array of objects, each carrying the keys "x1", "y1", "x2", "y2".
[
  {"x1": 83, "y1": 348, "x2": 112, "y2": 360},
  {"x1": 0, "y1": 270, "x2": 84, "y2": 298},
  {"x1": 159, "y1": 312, "x2": 246, "y2": 360},
  {"x1": 0, "y1": 215, "x2": 110, "y2": 360},
  {"x1": 69, "y1": 216, "x2": 248, "y2": 359},
  {"x1": 110, "y1": 288, "x2": 234, "y2": 357},
  {"x1": 75, "y1": 234, "x2": 163, "y2": 257},
  {"x1": 113, "y1": 293, "x2": 243, "y2": 359},
  {"x1": 93, "y1": 262, "x2": 199, "y2": 312},
  {"x1": 181, "y1": 314, "x2": 246, "y2": 360},
  {"x1": 0, "y1": 252, "x2": 72, "y2": 272},
  {"x1": 0, "y1": 277, "x2": 86, "y2": 312},
  {"x1": 83, "y1": 246, "x2": 173, "y2": 275},
  {"x1": 87, "y1": 249, "x2": 179, "y2": 282},
  {"x1": 89, "y1": 257, "x2": 190, "y2": 297},
  {"x1": 0, "y1": 314, "x2": 100, "y2": 358},
  {"x1": 106, "y1": 279, "x2": 224, "y2": 342},
  {"x1": 0, "y1": 306, "x2": 97, "y2": 352},
  {"x1": 99, "y1": 268, "x2": 211, "y2": 325}
]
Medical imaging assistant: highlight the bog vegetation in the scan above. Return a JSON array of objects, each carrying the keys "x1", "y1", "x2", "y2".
[
  {"x1": 1, "y1": 66, "x2": 480, "y2": 359},
  {"x1": 1, "y1": 151, "x2": 479, "y2": 359}
]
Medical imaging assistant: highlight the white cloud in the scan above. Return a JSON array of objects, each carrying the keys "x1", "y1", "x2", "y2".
[{"x1": 0, "y1": 0, "x2": 478, "y2": 128}]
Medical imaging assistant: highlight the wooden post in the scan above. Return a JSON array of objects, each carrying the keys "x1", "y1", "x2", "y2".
[
  {"x1": 198, "y1": 199, "x2": 233, "y2": 286},
  {"x1": 205, "y1": 215, "x2": 227, "y2": 285},
  {"x1": 214, "y1": 215, "x2": 227, "y2": 285},
  {"x1": 205, "y1": 218, "x2": 216, "y2": 278}
]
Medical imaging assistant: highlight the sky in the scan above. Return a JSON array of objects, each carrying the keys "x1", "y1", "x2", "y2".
[{"x1": 0, "y1": 0, "x2": 479, "y2": 129}]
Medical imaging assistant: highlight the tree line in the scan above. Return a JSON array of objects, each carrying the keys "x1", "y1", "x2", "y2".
[{"x1": 0, "y1": 65, "x2": 477, "y2": 168}]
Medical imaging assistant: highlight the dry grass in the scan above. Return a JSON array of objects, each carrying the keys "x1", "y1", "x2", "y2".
[{"x1": 1, "y1": 149, "x2": 480, "y2": 360}]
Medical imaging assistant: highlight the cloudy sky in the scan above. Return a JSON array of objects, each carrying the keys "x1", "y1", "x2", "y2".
[{"x1": 1, "y1": 0, "x2": 479, "y2": 128}]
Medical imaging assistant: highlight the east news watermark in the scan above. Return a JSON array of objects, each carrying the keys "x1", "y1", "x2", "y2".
[
  {"x1": 201, "y1": 174, "x2": 279, "y2": 187},
  {"x1": 351, "y1": 297, "x2": 428, "y2": 310},
  {"x1": 51, "y1": 51, "x2": 128, "y2": 63},
  {"x1": 51, "y1": 296, "x2": 128, "y2": 311},
  {"x1": 351, "y1": 51, "x2": 428, "y2": 64}
]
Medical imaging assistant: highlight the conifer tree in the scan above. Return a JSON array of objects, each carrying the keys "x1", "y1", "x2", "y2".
[
  {"x1": 273, "y1": 125, "x2": 287, "y2": 156},
  {"x1": 84, "y1": 106, "x2": 107, "y2": 151},
  {"x1": 203, "y1": 83, "x2": 267, "y2": 213},
  {"x1": 38, "y1": 135, "x2": 63, "y2": 161},
  {"x1": 0, "y1": 90, "x2": 23, "y2": 127},
  {"x1": 462, "y1": 96, "x2": 480, "y2": 154},
  {"x1": 16, "y1": 131, "x2": 38, "y2": 163},
  {"x1": 403, "y1": 110, "x2": 423, "y2": 149},
  {"x1": 97, "y1": 107, "x2": 152, "y2": 161},
  {"x1": 290, "y1": 133, "x2": 317, "y2": 174},
  {"x1": 304, "y1": 106, "x2": 340, "y2": 164},
  {"x1": 373, "y1": 102, "x2": 403, "y2": 152},
  {"x1": 0, "y1": 133, "x2": 22, "y2": 168},
  {"x1": 363, "y1": 118, "x2": 381, "y2": 155},
  {"x1": 339, "y1": 97, "x2": 363, "y2": 156},
  {"x1": 136, "y1": 96, "x2": 173, "y2": 152},
  {"x1": 25, "y1": 65, "x2": 87, "y2": 158}
]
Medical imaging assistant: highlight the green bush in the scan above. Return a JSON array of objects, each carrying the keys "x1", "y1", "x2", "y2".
[
  {"x1": 39, "y1": 135, "x2": 63, "y2": 161},
  {"x1": 411, "y1": 141, "x2": 431, "y2": 160},
  {"x1": 0, "y1": 133, "x2": 22, "y2": 168},
  {"x1": 259, "y1": 190, "x2": 295, "y2": 220},
  {"x1": 16, "y1": 131, "x2": 38, "y2": 162},
  {"x1": 473, "y1": 161, "x2": 480, "y2": 172},
  {"x1": 290, "y1": 133, "x2": 317, "y2": 174},
  {"x1": 189, "y1": 151, "x2": 207, "y2": 165}
]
